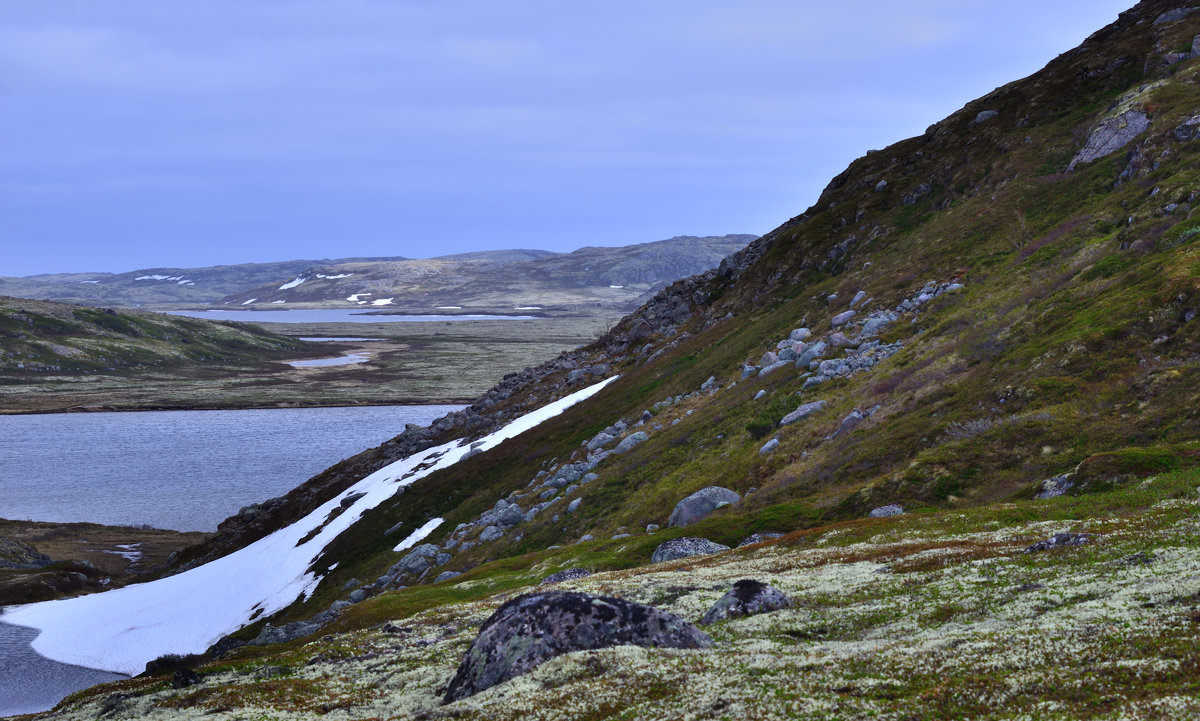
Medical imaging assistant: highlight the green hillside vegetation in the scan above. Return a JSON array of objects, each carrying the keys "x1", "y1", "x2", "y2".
[
  {"x1": 26, "y1": 1, "x2": 1200, "y2": 718},
  {"x1": 0, "y1": 296, "x2": 310, "y2": 375}
]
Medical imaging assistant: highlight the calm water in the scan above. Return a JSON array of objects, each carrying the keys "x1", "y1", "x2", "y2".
[
  {"x1": 0, "y1": 622, "x2": 125, "y2": 717},
  {"x1": 164, "y1": 309, "x2": 535, "y2": 323},
  {"x1": 0, "y1": 405, "x2": 461, "y2": 532}
]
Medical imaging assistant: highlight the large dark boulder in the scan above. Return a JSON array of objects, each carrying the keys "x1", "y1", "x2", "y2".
[
  {"x1": 701, "y1": 579, "x2": 792, "y2": 624},
  {"x1": 650, "y1": 537, "x2": 730, "y2": 563},
  {"x1": 443, "y1": 591, "x2": 712, "y2": 703},
  {"x1": 0, "y1": 537, "x2": 52, "y2": 569},
  {"x1": 667, "y1": 486, "x2": 740, "y2": 527}
]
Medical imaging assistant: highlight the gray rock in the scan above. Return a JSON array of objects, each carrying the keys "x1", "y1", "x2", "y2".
[
  {"x1": 479, "y1": 526, "x2": 504, "y2": 543},
  {"x1": 611, "y1": 533, "x2": 631, "y2": 539},
  {"x1": 581, "y1": 473, "x2": 600, "y2": 484},
  {"x1": 668, "y1": 486, "x2": 741, "y2": 527},
  {"x1": 435, "y1": 571, "x2": 463, "y2": 583},
  {"x1": 442, "y1": 592, "x2": 712, "y2": 702},
  {"x1": 394, "y1": 543, "x2": 440, "y2": 576},
  {"x1": 795, "y1": 341, "x2": 827, "y2": 367},
  {"x1": 737, "y1": 532, "x2": 785, "y2": 548},
  {"x1": 831, "y1": 310, "x2": 856, "y2": 328},
  {"x1": 700, "y1": 376, "x2": 718, "y2": 392},
  {"x1": 567, "y1": 498, "x2": 582, "y2": 514},
  {"x1": 1068, "y1": 110, "x2": 1151, "y2": 171},
  {"x1": 645, "y1": 524, "x2": 660, "y2": 533},
  {"x1": 859, "y1": 314, "x2": 895, "y2": 337},
  {"x1": 563, "y1": 484, "x2": 578, "y2": 497},
  {"x1": 566, "y1": 369, "x2": 588, "y2": 384},
  {"x1": 435, "y1": 553, "x2": 452, "y2": 567},
  {"x1": 539, "y1": 488, "x2": 558, "y2": 501},
  {"x1": 458, "y1": 541, "x2": 476, "y2": 553},
  {"x1": 758, "y1": 438, "x2": 781, "y2": 454},
  {"x1": 758, "y1": 360, "x2": 790, "y2": 377},
  {"x1": 760, "y1": 351, "x2": 780, "y2": 366},
  {"x1": 1023, "y1": 532, "x2": 1091, "y2": 553},
  {"x1": 587, "y1": 432, "x2": 617, "y2": 451},
  {"x1": 741, "y1": 364, "x2": 758, "y2": 379},
  {"x1": 701, "y1": 579, "x2": 793, "y2": 624},
  {"x1": 494, "y1": 502, "x2": 525, "y2": 527},
  {"x1": 1035, "y1": 473, "x2": 1075, "y2": 500},
  {"x1": 0, "y1": 537, "x2": 52, "y2": 569},
  {"x1": 753, "y1": 390, "x2": 766, "y2": 400},
  {"x1": 875, "y1": 179, "x2": 888, "y2": 192},
  {"x1": 1154, "y1": 7, "x2": 1199, "y2": 25},
  {"x1": 540, "y1": 568, "x2": 592, "y2": 585},
  {"x1": 779, "y1": 400, "x2": 827, "y2": 426},
  {"x1": 789, "y1": 327, "x2": 812, "y2": 342},
  {"x1": 849, "y1": 290, "x2": 868, "y2": 308},
  {"x1": 651, "y1": 537, "x2": 731, "y2": 563},
  {"x1": 348, "y1": 588, "x2": 369, "y2": 603},
  {"x1": 383, "y1": 521, "x2": 405, "y2": 537},
  {"x1": 868, "y1": 504, "x2": 904, "y2": 518},
  {"x1": 576, "y1": 534, "x2": 594, "y2": 544},
  {"x1": 778, "y1": 346, "x2": 798, "y2": 362},
  {"x1": 973, "y1": 109, "x2": 999, "y2": 124},
  {"x1": 614, "y1": 432, "x2": 649, "y2": 454},
  {"x1": 831, "y1": 409, "x2": 866, "y2": 438}
]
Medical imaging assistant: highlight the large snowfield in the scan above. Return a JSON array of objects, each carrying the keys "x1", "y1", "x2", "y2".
[{"x1": 1, "y1": 376, "x2": 618, "y2": 675}]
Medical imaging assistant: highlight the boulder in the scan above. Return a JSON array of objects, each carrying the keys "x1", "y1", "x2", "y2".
[
  {"x1": 701, "y1": 579, "x2": 792, "y2": 624},
  {"x1": 539, "y1": 568, "x2": 592, "y2": 585},
  {"x1": 442, "y1": 592, "x2": 712, "y2": 703},
  {"x1": 830, "y1": 409, "x2": 866, "y2": 438},
  {"x1": 758, "y1": 438, "x2": 780, "y2": 454},
  {"x1": 651, "y1": 537, "x2": 731, "y2": 563},
  {"x1": 479, "y1": 526, "x2": 504, "y2": 543},
  {"x1": 668, "y1": 486, "x2": 741, "y2": 527},
  {"x1": 789, "y1": 327, "x2": 812, "y2": 342},
  {"x1": 1023, "y1": 532, "x2": 1091, "y2": 553},
  {"x1": 394, "y1": 543, "x2": 440, "y2": 576},
  {"x1": 435, "y1": 571, "x2": 463, "y2": 583},
  {"x1": 614, "y1": 432, "x2": 649, "y2": 454},
  {"x1": 1035, "y1": 473, "x2": 1074, "y2": 499},
  {"x1": 587, "y1": 432, "x2": 617, "y2": 451},
  {"x1": 737, "y1": 531, "x2": 785, "y2": 548},
  {"x1": 831, "y1": 310, "x2": 856, "y2": 328},
  {"x1": 0, "y1": 537, "x2": 52, "y2": 569},
  {"x1": 1068, "y1": 110, "x2": 1150, "y2": 171},
  {"x1": 868, "y1": 504, "x2": 904, "y2": 518},
  {"x1": 567, "y1": 498, "x2": 582, "y2": 514},
  {"x1": 849, "y1": 290, "x2": 868, "y2": 308},
  {"x1": 779, "y1": 400, "x2": 827, "y2": 426},
  {"x1": 972, "y1": 110, "x2": 999, "y2": 124},
  {"x1": 493, "y1": 502, "x2": 525, "y2": 527}
]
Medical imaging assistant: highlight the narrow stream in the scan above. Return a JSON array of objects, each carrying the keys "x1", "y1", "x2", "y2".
[{"x1": 0, "y1": 622, "x2": 126, "y2": 716}]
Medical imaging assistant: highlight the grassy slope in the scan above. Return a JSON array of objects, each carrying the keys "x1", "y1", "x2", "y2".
[{"x1": 23, "y1": 1, "x2": 1200, "y2": 718}]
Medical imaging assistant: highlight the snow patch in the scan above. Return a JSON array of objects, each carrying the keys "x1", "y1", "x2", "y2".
[
  {"x1": 272, "y1": 300, "x2": 286, "y2": 304},
  {"x1": 371, "y1": 298, "x2": 394, "y2": 306},
  {"x1": 436, "y1": 306, "x2": 462, "y2": 309},
  {"x1": 241, "y1": 298, "x2": 257, "y2": 305},
  {"x1": 80, "y1": 280, "x2": 101, "y2": 284},
  {"x1": 134, "y1": 275, "x2": 183, "y2": 282},
  {"x1": 514, "y1": 306, "x2": 541, "y2": 310},
  {"x1": 288, "y1": 353, "x2": 369, "y2": 368},
  {"x1": 316, "y1": 273, "x2": 353, "y2": 280},
  {"x1": 346, "y1": 293, "x2": 371, "y2": 302},
  {"x1": 1, "y1": 376, "x2": 619, "y2": 676},
  {"x1": 393, "y1": 518, "x2": 444, "y2": 553},
  {"x1": 609, "y1": 285, "x2": 624, "y2": 289},
  {"x1": 279, "y1": 276, "x2": 307, "y2": 290}
]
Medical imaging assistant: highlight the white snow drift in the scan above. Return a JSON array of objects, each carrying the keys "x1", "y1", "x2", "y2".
[{"x1": 1, "y1": 376, "x2": 618, "y2": 676}]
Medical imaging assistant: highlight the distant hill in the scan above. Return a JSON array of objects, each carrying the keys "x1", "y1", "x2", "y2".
[
  {"x1": 0, "y1": 236, "x2": 756, "y2": 313},
  {"x1": 216, "y1": 235, "x2": 757, "y2": 312}
]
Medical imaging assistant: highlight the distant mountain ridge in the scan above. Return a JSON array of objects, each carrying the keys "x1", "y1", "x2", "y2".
[{"x1": 1, "y1": 235, "x2": 756, "y2": 312}]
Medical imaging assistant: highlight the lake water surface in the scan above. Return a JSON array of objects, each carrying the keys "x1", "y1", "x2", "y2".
[{"x1": 0, "y1": 404, "x2": 461, "y2": 532}]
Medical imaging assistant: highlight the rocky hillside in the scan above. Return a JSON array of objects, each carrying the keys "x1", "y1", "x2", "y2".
[
  {"x1": 0, "y1": 296, "x2": 311, "y2": 375},
  {"x1": 214, "y1": 235, "x2": 756, "y2": 312},
  {"x1": 12, "y1": 1, "x2": 1200, "y2": 718}
]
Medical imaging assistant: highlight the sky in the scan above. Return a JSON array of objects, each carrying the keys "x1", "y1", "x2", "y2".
[{"x1": 1, "y1": 1, "x2": 1134, "y2": 277}]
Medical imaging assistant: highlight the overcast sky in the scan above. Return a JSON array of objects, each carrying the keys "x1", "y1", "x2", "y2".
[{"x1": 2, "y1": 1, "x2": 1133, "y2": 276}]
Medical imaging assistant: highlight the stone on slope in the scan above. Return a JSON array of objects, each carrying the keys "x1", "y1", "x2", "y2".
[
  {"x1": 539, "y1": 568, "x2": 592, "y2": 585},
  {"x1": 868, "y1": 504, "x2": 904, "y2": 518},
  {"x1": 701, "y1": 579, "x2": 793, "y2": 624},
  {"x1": 443, "y1": 592, "x2": 712, "y2": 702},
  {"x1": 758, "y1": 438, "x2": 780, "y2": 454},
  {"x1": 0, "y1": 537, "x2": 52, "y2": 569},
  {"x1": 651, "y1": 537, "x2": 731, "y2": 563},
  {"x1": 1023, "y1": 532, "x2": 1091, "y2": 553},
  {"x1": 668, "y1": 486, "x2": 741, "y2": 527},
  {"x1": 779, "y1": 400, "x2": 827, "y2": 426},
  {"x1": 613, "y1": 432, "x2": 649, "y2": 454},
  {"x1": 1068, "y1": 110, "x2": 1151, "y2": 170},
  {"x1": 831, "y1": 310, "x2": 856, "y2": 328},
  {"x1": 737, "y1": 531, "x2": 785, "y2": 548}
]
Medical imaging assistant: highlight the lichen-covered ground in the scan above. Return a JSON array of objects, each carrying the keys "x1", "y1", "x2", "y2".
[{"x1": 30, "y1": 469, "x2": 1200, "y2": 721}]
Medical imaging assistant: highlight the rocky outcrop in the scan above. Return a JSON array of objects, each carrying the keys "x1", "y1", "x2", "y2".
[
  {"x1": 442, "y1": 591, "x2": 712, "y2": 702},
  {"x1": 868, "y1": 504, "x2": 904, "y2": 518},
  {"x1": 1023, "y1": 532, "x2": 1092, "y2": 553},
  {"x1": 667, "y1": 486, "x2": 741, "y2": 527},
  {"x1": 701, "y1": 579, "x2": 792, "y2": 624},
  {"x1": 539, "y1": 568, "x2": 592, "y2": 585},
  {"x1": 1067, "y1": 110, "x2": 1151, "y2": 171},
  {"x1": 0, "y1": 537, "x2": 52, "y2": 569},
  {"x1": 651, "y1": 537, "x2": 731, "y2": 563}
]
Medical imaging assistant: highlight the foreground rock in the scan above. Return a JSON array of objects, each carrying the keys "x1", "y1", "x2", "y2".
[
  {"x1": 539, "y1": 568, "x2": 592, "y2": 585},
  {"x1": 0, "y1": 537, "x2": 52, "y2": 569},
  {"x1": 651, "y1": 537, "x2": 731, "y2": 563},
  {"x1": 443, "y1": 591, "x2": 712, "y2": 703},
  {"x1": 701, "y1": 579, "x2": 792, "y2": 624},
  {"x1": 668, "y1": 486, "x2": 740, "y2": 527}
]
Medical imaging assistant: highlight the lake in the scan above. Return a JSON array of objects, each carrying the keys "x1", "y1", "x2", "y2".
[
  {"x1": 0, "y1": 404, "x2": 462, "y2": 532},
  {"x1": 164, "y1": 309, "x2": 536, "y2": 323}
]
